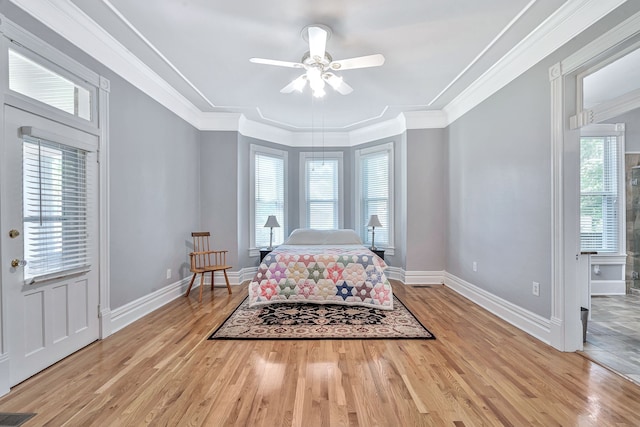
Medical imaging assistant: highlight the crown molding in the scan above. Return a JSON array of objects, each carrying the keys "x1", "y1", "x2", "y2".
[
  {"x1": 444, "y1": 0, "x2": 628, "y2": 124},
  {"x1": 8, "y1": 0, "x2": 630, "y2": 142},
  {"x1": 7, "y1": 0, "x2": 203, "y2": 128}
]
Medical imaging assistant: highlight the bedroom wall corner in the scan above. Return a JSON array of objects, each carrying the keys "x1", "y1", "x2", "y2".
[
  {"x1": 200, "y1": 131, "x2": 241, "y2": 270},
  {"x1": 404, "y1": 129, "x2": 447, "y2": 273}
]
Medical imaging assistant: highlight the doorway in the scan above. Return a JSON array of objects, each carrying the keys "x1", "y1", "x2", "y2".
[{"x1": 1, "y1": 106, "x2": 100, "y2": 386}]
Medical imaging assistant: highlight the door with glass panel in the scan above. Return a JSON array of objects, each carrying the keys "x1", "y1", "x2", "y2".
[{"x1": 2, "y1": 106, "x2": 99, "y2": 386}]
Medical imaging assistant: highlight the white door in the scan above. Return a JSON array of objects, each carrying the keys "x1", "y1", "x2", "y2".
[{"x1": 2, "y1": 106, "x2": 99, "y2": 386}]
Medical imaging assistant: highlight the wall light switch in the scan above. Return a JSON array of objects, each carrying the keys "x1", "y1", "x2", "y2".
[
  {"x1": 166, "y1": 269, "x2": 171, "y2": 279},
  {"x1": 472, "y1": 261, "x2": 477, "y2": 272}
]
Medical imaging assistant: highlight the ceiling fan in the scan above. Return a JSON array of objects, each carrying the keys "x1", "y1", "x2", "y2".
[{"x1": 250, "y1": 25, "x2": 385, "y2": 98}]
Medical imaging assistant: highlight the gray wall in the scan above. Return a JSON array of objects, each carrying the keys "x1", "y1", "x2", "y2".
[
  {"x1": 406, "y1": 129, "x2": 447, "y2": 271},
  {"x1": 200, "y1": 132, "x2": 240, "y2": 267},
  {"x1": 1, "y1": 3, "x2": 202, "y2": 309},
  {"x1": 223, "y1": 133, "x2": 448, "y2": 271},
  {"x1": 445, "y1": 1, "x2": 640, "y2": 318},
  {"x1": 109, "y1": 81, "x2": 201, "y2": 307},
  {"x1": 447, "y1": 59, "x2": 553, "y2": 317}
]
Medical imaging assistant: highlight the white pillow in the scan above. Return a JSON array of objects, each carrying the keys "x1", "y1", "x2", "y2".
[{"x1": 284, "y1": 228, "x2": 363, "y2": 245}]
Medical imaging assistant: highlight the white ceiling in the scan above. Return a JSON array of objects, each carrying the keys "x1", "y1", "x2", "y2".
[{"x1": 39, "y1": 0, "x2": 571, "y2": 132}]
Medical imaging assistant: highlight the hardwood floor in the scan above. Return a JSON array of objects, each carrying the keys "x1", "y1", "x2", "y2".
[{"x1": 2, "y1": 282, "x2": 640, "y2": 426}]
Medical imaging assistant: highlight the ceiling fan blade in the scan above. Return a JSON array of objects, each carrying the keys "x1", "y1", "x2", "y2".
[
  {"x1": 280, "y1": 75, "x2": 307, "y2": 93},
  {"x1": 250, "y1": 58, "x2": 304, "y2": 68},
  {"x1": 324, "y1": 73, "x2": 353, "y2": 95},
  {"x1": 308, "y1": 26, "x2": 327, "y2": 62},
  {"x1": 329, "y1": 54, "x2": 385, "y2": 71}
]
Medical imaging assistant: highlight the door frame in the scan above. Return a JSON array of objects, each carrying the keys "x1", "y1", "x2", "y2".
[
  {"x1": 0, "y1": 15, "x2": 111, "y2": 395},
  {"x1": 550, "y1": 11, "x2": 640, "y2": 351}
]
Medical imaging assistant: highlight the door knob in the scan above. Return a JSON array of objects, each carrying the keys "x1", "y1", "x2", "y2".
[
  {"x1": 11, "y1": 259, "x2": 27, "y2": 268},
  {"x1": 9, "y1": 229, "x2": 20, "y2": 238}
]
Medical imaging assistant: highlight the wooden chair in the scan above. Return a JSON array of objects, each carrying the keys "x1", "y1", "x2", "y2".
[{"x1": 186, "y1": 232, "x2": 232, "y2": 302}]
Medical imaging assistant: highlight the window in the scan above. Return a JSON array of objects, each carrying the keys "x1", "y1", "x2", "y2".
[
  {"x1": 9, "y1": 48, "x2": 93, "y2": 121},
  {"x1": 356, "y1": 143, "x2": 393, "y2": 248},
  {"x1": 23, "y1": 135, "x2": 91, "y2": 282},
  {"x1": 580, "y1": 125, "x2": 623, "y2": 253},
  {"x1": 250, "y1": 145, "x2": 287, "y2": 249},
  {"x1": 300, "y1": 152, "x2": 343, "y2": 229}
]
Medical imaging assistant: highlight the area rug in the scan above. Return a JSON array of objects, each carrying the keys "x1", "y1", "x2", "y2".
[{"x1": 208, "y1": 296, "x2": 435, "y2": 340}]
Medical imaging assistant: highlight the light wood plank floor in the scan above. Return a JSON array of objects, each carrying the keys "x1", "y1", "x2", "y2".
[{"x1": 2, "y1": 282, "x2": 640, "y2": 426}]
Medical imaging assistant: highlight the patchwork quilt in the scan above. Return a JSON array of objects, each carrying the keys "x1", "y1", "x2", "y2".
[{"x1": 249, "y1": 245, "x2": 393, "y2": 310}]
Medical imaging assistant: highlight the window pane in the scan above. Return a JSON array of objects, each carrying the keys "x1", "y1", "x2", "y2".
[
  {"x1": 9, "y1": 49, "x2": 92, "y2": 121},
  {"x1": 360, "y1": 150, "x2": 390, "y2": 246},
  {"x1": 580, "y1": 135, "x2": 619, "y2": 252},
  {"x1": 306, "y1": 158, "x2": 339, "y2": 229},
  {"x1": 255, "y1": 152, "x2": 284, "y2": 247},
  {"x1": 23, "y1": 136, "x2": 90, "y2": 279}
]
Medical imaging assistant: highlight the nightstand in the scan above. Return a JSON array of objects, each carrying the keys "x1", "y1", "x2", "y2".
[
  {"x1": 370, "y1": 248, "x2": 385, "y2": 261},
  {"x1": 259, "y1": 249, "x2": 272, "y2": 263}
]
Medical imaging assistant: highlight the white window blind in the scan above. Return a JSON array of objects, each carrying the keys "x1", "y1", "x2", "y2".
[
  {"x1": 23, "y1": 136, "x2": 91, "y2": 281},
  {"x1": 9, "y1": 49, "x2": 92, "y2": 121},
  {"x1": 580, "y1": 135, "x2": 620, "y2": 252},
  {"x1": 305, "y1": 157, "x2": 339, "y2": 229},
  {"x1": 254, "y1": 152, "x2": 285, "y2": 247},
  {"x1": 360, "y1": 150, "x2": 390, "y2": 246}
]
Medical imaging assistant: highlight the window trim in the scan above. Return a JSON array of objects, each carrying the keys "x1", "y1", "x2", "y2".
[
  {"x1": 7, "y1": 44, "x2": 98, "y2": 127},
  {"x1": 355, "y1": 142, "x2": 394, "y2": 254},
  {"x1": 579, "y1": 123, "x2": 625, "y2": 255},
  {"x1": 249, "y1": 144, "x2": 288, "y2": 256},
  {"x1": 299, "y1": 151, "x2": 344, "y2": 229}
]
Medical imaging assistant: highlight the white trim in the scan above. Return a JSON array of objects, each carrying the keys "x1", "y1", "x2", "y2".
[
  {"x1": 579, "y1": 123, "x2": 626, "y2": 256},
  {"x1": 549, "y1": 61, "x2": 570, "y2": 351},
  {"x1": 98, "y1": 73, "x2": 111, "y2": 339},
  {"x1": 404, "y1": 270, "x2": 445, "y2": 286},
  {"x1": 6, "y1": 0, "x2": 626, "y2": 141},
  {"x1": 444, "y1": 272, "x2": 552, "y2": 344},
  {"x1": 562, "y1": 11, "x2": 640, "y2": 74},
  {"x1": 110, "y1": 277, "x2": 190, "y2": 334},
  {"x1": 355, "y1": 142, "x2": 395, "y2": 250},
  {"x1": 5, "y1": 1, "x2": 202, "y2": 127},
  {"x1": 384, "y1": 266, "x2": 404, "y2": 282},
  {"x1": 249, "y1": 144, "x2": 288, "y2": 250},
  {"x1": 591, "y1": 280, "x2": 626, "y2": 295},
  {"x1": 445, "y1": 0, "x2": 628, "y2": 125},
  {"x1": 402, "y1": 111, "x2": 449, "y2": 129},
  {"x1": 550, "y1": 8, "x2": 640, "y2": 353}
]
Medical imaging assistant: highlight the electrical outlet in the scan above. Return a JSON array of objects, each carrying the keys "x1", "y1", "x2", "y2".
[
  {"x1": 166, "y1": 269, "x2": 171, "y2": 279},
  {"x1": 532, "y1": 281, "x2": 540, "y2": 296},
  {"x1": 472, "y1": 261, "x2": 477, "y2": 272}
]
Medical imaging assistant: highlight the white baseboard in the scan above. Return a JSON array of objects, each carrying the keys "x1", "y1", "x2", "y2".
[
  {"x1": 444, "y1": 272, "x2": 552, "y2": 345},
  {"x1": 109, "y1": 269, "x2": 254, "y2": 334},
  {"x1": 404, "y1": 270, "x2": 445, "y2": 285},
  {"x1": 385, "y1": 266, "x2": 404, "y2": 281},
  {"x1": 110, "y1": 277, "x2": 191, "y2": 333},
  {"x1": 591, "y1": 280, "x2": 626, "y2": 295}
]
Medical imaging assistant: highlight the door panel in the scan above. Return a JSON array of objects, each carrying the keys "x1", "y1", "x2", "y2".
[{"x1": 2, "y1": 105, "x2": 99, "y2": 386}]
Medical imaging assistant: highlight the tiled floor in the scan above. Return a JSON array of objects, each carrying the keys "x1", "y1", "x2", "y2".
[{"x1": 581, "y1": 293, "x2": 640, "y2": 384}]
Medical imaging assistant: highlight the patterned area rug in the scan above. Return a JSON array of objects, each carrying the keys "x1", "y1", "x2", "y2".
[{"x1": 209, "y1": 296, "x2": 435, "y2": 340}]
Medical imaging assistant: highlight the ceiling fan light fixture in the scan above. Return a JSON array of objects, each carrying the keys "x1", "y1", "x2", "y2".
[
  {"x1": 292, "y1": 75, "x2": 307, "y2": 92},
  {"x1": 313, "y1": 87, "x2": 326, "y2": 98}
]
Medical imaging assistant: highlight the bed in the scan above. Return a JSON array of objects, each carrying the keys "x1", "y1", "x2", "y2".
[{"x1": 248, "y1": 229, "x2": 393, "y2": 310}]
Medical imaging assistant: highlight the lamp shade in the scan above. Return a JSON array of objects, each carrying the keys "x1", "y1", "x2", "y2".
[
  {"x1": 367, "y1": 215, "x2": 382, "y2": 228},
  {"x1": 264, "y1": 215, "x2": 280, "y2": 228}
]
